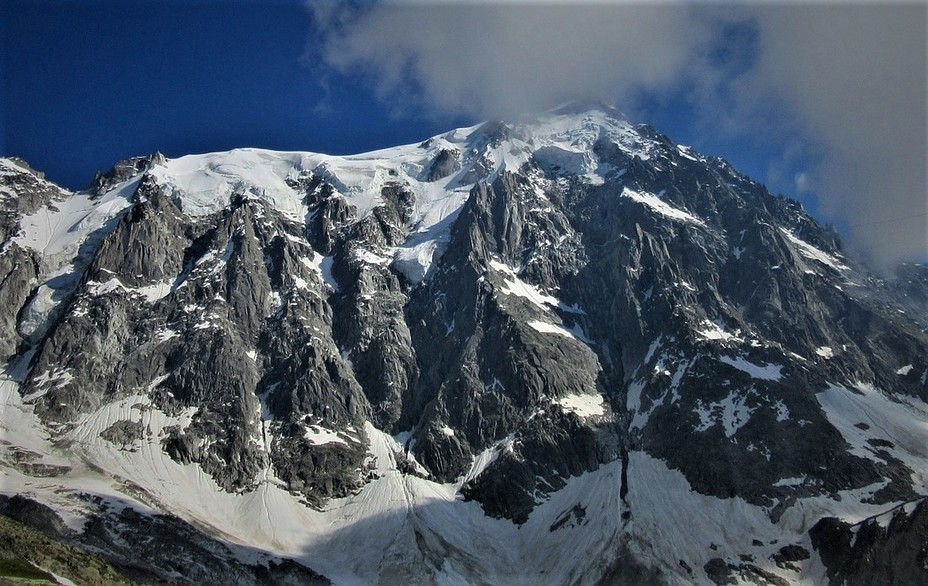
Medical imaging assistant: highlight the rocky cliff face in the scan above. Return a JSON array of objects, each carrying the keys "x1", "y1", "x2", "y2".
[{"x1": 1, "y1": 105, "x2": 926, "y2": 584}]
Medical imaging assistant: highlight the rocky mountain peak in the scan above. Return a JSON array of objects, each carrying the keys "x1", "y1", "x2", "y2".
[{"x1": 0, "y1": 107, "x2": 925, "y2": 585}]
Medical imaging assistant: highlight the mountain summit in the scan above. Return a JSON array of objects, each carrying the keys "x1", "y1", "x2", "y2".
[{"x1": 1, "y1": 106, "x2": 926, "y2": 584}]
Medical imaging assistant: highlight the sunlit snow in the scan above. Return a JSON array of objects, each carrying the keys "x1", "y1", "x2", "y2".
[
  {"x1": 144, "y1": 107, "x2": 669, "y2": 286},
  {"x1": 816, "y1": 383, "x2": 928, "y2": 487},
  {"x1": 694, "y1": 391, "x2": 757, "y2": 437},
  {"x1": 620, "y1": 187, "x2": 705, "y2": 225},
  {"x1": 815, "y1": 346, "x2": 835, "y2": 359},
  {"x1": 490, "y1": 259, "x2": 584, "y2": 317},
  {"x1": 719, "y1": 355, "x2": 783, "y2": 381},
  {"x1": 695, "y1": 320, "x2": 742, "y2": 343},
  {"x1": 556, "y1": 393, "x2": 605, "y2": 417},
  {"x1": 303, "y1": 426, "x2": 349, "y2": 447},
  {"x1": 781, "y1": 229, "x2": 849, "y2": 272}
]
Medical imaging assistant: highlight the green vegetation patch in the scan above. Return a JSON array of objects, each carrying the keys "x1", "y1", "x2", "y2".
[
  {"x1": 0, "y1": 514, "x2": 130, "y2": 585},
  {"x1": 0, "y1": 554, "x2": 58, "y2": 583}
]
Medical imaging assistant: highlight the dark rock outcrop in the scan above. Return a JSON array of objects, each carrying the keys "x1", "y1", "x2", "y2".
[
  {"x1": 1, "y1": 106, "x2": 926, "y2": 584},
  {"x1": 811, "y1": 499, "x2": 928, "y2": 586}
]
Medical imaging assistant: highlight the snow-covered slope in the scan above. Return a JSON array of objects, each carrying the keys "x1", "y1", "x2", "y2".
[
  {"x1": 146, "y1": 106, "x2": 653, "y2": 283},
  {"x1": 1, "y1": 105, "x2": 926, "y2": 585}
]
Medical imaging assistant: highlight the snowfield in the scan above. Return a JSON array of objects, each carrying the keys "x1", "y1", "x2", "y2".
[
  {"x1": 144, "y1": 107, "x2": 660, "y2": 286},
  {"x1": 2, "y1": 106, "x2": 926, "y2": 585},
  {"x1": 6, "y1": 349, "x2": 925, "y2": 585}
]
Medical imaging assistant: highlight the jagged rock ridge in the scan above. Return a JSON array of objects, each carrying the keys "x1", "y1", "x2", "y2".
[{"x1": 1, "y1": 105, "x2": 926, "y2": 584}]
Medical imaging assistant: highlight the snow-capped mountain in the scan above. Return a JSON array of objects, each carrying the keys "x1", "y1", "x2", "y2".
[{"x1": 1, "y1": 104, "x2": 926, "y2": 585}]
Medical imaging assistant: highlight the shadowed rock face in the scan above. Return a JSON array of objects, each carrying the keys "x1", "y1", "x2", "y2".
[
  {"x1": 0, "y1": 106, "x2": 926, "y2": 584},
  {"x1": 811, "y1": 498, "x2": 928, "y2": 586},
  {"x1": 0, "y1": 494, "x2": 329, "y2": 585},
  {"x1": 0, "y1": 158, "x2": 68, "y2": 360}
]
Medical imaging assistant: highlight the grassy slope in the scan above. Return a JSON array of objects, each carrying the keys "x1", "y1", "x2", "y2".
[{"x1": 0, "y1": 515, "x2": 130, "y2": 586}]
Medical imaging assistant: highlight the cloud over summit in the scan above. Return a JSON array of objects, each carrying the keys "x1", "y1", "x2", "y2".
[
  {"x1": 310, "y1": 1, "x2": 927, "y2": 271},
  {"x1": 312, "y1": 2, "x2": 711, "y2": 119}
]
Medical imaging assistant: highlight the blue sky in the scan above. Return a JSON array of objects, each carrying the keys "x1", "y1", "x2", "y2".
[
  {"x1": 2, "y1": 1, "x2": 925, "y2": 270},
  {"x1": 1, "y1": 0, "x2": 470, "y2": 187}
]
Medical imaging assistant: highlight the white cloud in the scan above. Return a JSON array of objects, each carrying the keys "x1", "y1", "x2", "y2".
[
  {"x1": 309, "y1": 1, "x2": 926, "y2": 270},
  {"x1": 794, "y1": 172, "x2": 810, "y2": 195},
  {"x1": 749, "y1": 5, "x2": 927, "y2": 270},
  {"x1": 310, "y1": 2, "x2": 712, "y2": 119}
]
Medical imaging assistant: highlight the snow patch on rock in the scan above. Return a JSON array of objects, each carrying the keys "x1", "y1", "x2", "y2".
[
  {"x1": 694, "y1": 390, "x2": 757, "y2": 437},
  {"x1": 695, "y1": 320, "x2": 742, "y2": 343},
  {"x1": 720, "y1": 355, "x2": 783, "y2": 381},
  {"x1": 556, "y1": 393, "x2": 605, "y2": 418},
  {"x1": 303, "y1": 426, "x2": 349, "y2": 447},
  {"x1": 621, "y1": 187, "x2": 705, "y2": 225},
  {"x1": 816, "y1": 383, "x2": 928, "y2": 489},
  {"x1": 781, "y1": 229, "x2": 849, "y2": 272},
  {"x1": 815, "y1": 346, "x2": 834, "y2": 359}
]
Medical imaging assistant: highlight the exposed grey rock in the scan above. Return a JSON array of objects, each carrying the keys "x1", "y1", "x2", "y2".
[
  {"x1": 771, "y1": 544, "x2": 810, "y2": 571},
  {"x1": 89, "y1": 152, "x2": 164, "y2": 196},
  {"x1": 407, "y1": 171, "x2": 613, "y2": 509},
  {"x1": 0, "y1": 159, "x2": 69, "y2": 358},
  {"x1": 426, "y1": 148, "x2": 461, "y2": 182},
  {"x1": 300, "y1": 175, "x2": 357, "y2": 254},
  {"x1": 21, "y1": 180, "x2": 374, "y2": 503},
  {"x1": 2, "y1": 106, "x2": 927, "y2": 584},
  {"x1": 0, "y1": 243, "x2": 40, "y2": 360},
  {"x1": 704, "y1": 557, "x2": 737, "y2": 585},
  {"x1": 811, "y1": 498, "x2": 928, "y2": 586},
  {"x1": 0, "y1": 494, "x2": 330, "y2": 585},
  {"x1": 462, "y1": 409, "x2": 609, "y2": 523},
  {"x1": 0, "y1": 157, "x2": 66, "y2": 241},
  {"x1": 1, "y1": 446, "x2": 71, "y2": 478},
  {"x1": 704, "y1": 557, "x2": 789, "y2": 586},
  {"x1": 88, "y1": 174, "x2": 189, "y2": 287},
  {"x1": 99, "y1": 420, "x2": 144, "y2": 449}
]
